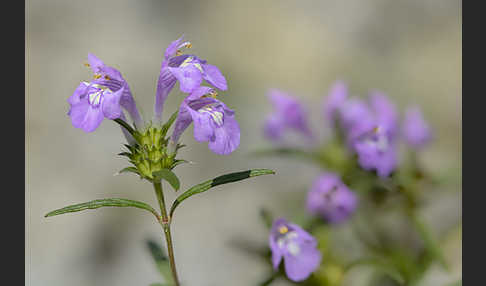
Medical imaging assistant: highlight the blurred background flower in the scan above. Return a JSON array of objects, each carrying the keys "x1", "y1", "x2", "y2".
[{"x1": 26, "y1": 0, "x2": 461, "y2": 285}]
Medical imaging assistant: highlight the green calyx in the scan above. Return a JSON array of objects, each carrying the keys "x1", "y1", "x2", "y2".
[{"x1": 117, "y1": 115, "x2": 186, "y2": 181}]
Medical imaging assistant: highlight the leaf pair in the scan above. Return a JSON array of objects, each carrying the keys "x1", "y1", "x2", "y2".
[{"x1": 45, "y1": 169, "x2": 275, "y2": 221}]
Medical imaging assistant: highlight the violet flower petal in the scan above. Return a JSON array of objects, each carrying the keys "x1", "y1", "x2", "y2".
[
  {"x1": 403, "y1": 106, "x2": 432, "y2": 149},
  {"x1": 284, "y1": 241, "x2": 322, "y2": 282},
  {"x1": 202, "y1": 63, "x2": 227, "y2": 91},
  {"x1": 169, "y1": 65, "x2": 203, "y2": 93},
  {"x1": 208, "y1": 114, "x2": 240, "y2": 155},
  {"x1": 69, "y1": 98, "x2": 105, "y2": 133},
  {"x1": 165, "y1": 35, "x2": 184, "y2": 60},
  {"x1": 102, "y1": 87, "x2": 124, "y2": 119}
]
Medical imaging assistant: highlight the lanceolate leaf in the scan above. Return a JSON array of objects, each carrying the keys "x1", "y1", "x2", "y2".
[
  {"x1": 169, "y1": 169, "x2": 275, "y2": 217},
  {"x1": 117, "y1": 167, "x2": 140, "y2": 176},
  {"x1": 117, "y1": 152, "x2": 132, "y2": 158},
  {"x1": 153, "y1": 169, "x2": 180, "y2": 191},
  {"x1": 161, "y1": 110, "x2": 179, "y2": 136},
  {"x1": 171, "y1": 159, "x2": 189, "y2": 169},
  {"x1": 44, "y1": 198, "x2": 160, "y2": 220},
  {"x1": 114, "y1": 118, "x2": 136, "y2": 136}
]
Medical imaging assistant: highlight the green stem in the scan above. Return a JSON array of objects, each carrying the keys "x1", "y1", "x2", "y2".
[
  {"x1": 153, "y1": 181, "x2": 181, "y2": 286},
  {"x1": 408, "y1": 209, "x2": 449, "y2": 271}
]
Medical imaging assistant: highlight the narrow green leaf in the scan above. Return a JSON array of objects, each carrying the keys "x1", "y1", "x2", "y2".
[
  {"x1": 175, "y1": 143, "x2": 186, "y2": 151},
  {"x1": 153, "y1": 169, "x2": 180, "y2": 191},
  {"x1": 171, "y1": 159, "x2": 189, "y2": 169},
  {"x1": 161, "y1": 110, "x2": 179, "y2": 136},
  {"x1": 118, "y1": 152, "x2": 132, "y2": 157},
  {"x1": 44, "y1": 198, "x2": 160, "y2": 220},
  {"x1": 146, "y1": 239, "x2": 173, "y2": 283},
  {"x1": 124, "y1": 144, "x2": 136, "y2": 152},
  {"x1": 114, "y1": 118, "x2": 136, "y2": 136},
  {"x1": 170, "y1": 169, "x2": 275, "y2": 217},
  {"x1": 117, "y1": 167, "x2": 140, "y2": 176}
]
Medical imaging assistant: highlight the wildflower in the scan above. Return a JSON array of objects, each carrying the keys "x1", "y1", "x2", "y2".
[
  {"x1": 263, "y1": 89, "x2": 313, "y2": 141},
  {"x1": 154, "y1": 36, "x2": 227, "y2": 122},
  {"x1": 402, "y1": 106, "x2": 432, "y2": 149},
  {"x1": 306, "y1": 173, "x2": 357, "y2": 223},
  {"x1": 85, "y1": 54, "x2": 143, "y2": 128},
  {"x1": 171, "y1": 86, "x2": 240, "y2": 155},
  {"x1": 344, "y1": 92, "x2": 399, "y2": 177},
  {"x1": 269, "y1": 218, "x2": 321, "y2": 282},
  {"x1": 68, "y1": 82, "x2": 124, "y2": 132}
]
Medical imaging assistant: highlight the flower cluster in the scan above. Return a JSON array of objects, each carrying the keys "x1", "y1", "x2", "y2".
[
  {"x1": 67, "y1": 36, "x2": 240, "y2": 169},
  {"x1": 55, "y1": 37, "x2": 279, "y2": 286},
  {"x1": 261, "y1": 80, "x2": 433, "y2": 282}
]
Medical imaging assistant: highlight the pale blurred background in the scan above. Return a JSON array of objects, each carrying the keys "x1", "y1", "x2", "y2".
[{"x1": 26, "y1": 0, "x2": 461, "y2": 285}]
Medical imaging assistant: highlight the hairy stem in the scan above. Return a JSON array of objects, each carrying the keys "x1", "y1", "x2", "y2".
[{"x1": 153, "y1": 181, "x2": 180, "y2": 286}]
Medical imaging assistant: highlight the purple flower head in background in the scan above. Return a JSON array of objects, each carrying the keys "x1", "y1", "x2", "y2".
[
  {"x1": 264, "y1": 89, "x2": 313, "y2": 142},
  {"x1": 339, "y1": 98, "x2": 374, "y2": 132},
  {"x1": 171, "y1": 86, "x2": 240, "y2": 155},
  {"x1": 154, "y1": 36, "x2": 227, "y2": 122},
  {"x1": 402, "y1": 106, "x2": 432, "y2": 149},
  {"x1": 306, "y1": 173, "x2": 357, "y2": 224},
  {"x1": 323, "y1": 80, "x2": 348, "y2": 125},
  {"x1": 269, "y1": 218, "x2": 321, "y2": 282},
  {"x1": 343, "y1": 92, "x2": 399, "y2": 177}
]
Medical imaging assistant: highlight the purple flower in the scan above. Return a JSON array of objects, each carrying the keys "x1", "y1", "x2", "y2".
[
  {"x1": 171, "y1": 86, "x2": 240, "y2": 155},
  {"x1": 323, "y1": 81, "x2": 348, "y2": 125},
  {"x1": 263, "y1": 89, "x2": 313, "y2": 141},
  {"x1": 154, "y1": 36, "x2": 227, "y2": 122},
  {"x1": 338, "y1": 92, "x2": 398, "y2": 177},
  {"x1": 68, "y1": 82, "x2": 124, "y2": 132},
  {"x1": 402, "y1": 106, "x2": 432, "y2": 149},
  {"x1": 306, "y1": 173, "x2": 357, "y2": 224},
  {"x1": 269, "y1": 218, "x2": 321, "y2": 282},
  {"x1": 339, "y1": 98, "x2": 374, "y2": 132},
  {"x1": 85, "y1": 54, "x2": 143, "y2": 128}
]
